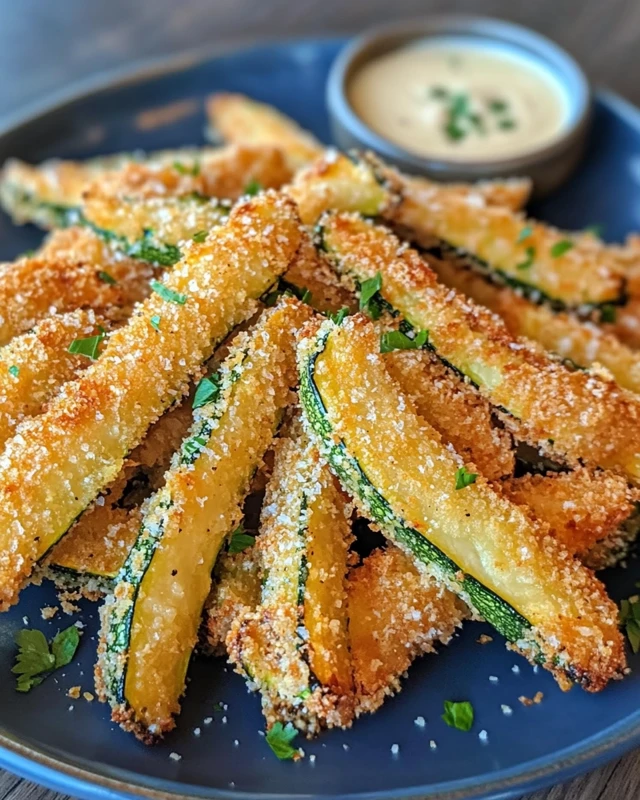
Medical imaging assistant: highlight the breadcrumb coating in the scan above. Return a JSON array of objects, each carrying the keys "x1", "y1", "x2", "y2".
[
  {"x1": 0, "y1": 192, "x2": 302, "y2": 611},
  {"x1": 0, "y1": 310, "x2": 101, "y2": 448},
  {"x1": 349, "y1": 545, "x2": 467, "y2": 715}
]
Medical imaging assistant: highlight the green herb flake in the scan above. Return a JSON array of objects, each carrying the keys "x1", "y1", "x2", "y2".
[
  {"x1": 68, "y1": 330, "x2": 106, "y2": 361},
  {"x1": 380, "y1": 329, "x2": 429, "y2": 354},
  {"x1": 149, "y1": 314, "x2": 162, "y2": 331},
  {"x1": 600, "y1": 304, "x2": 617, "y2": 324},
  {"x1": 328, "y1": 307, "x2": 350, "y2": 325},
  {"x1": 193, "y1": 374, "x2": 222, "y2": 409},
  {"x1": 8, "y1": 365, "x2": 19, "y2": 378},
  {"x1": 430, "y1": 86, "x2": 449, "y2": 100},
  {"x1": 173, "y1": 160, "x2": 200, "y2": 176},
  {"x1": 300, "y1": 288, "x2": 312, "y2": 305},
  {"x1": 13, "y1": 626, "x2": 80, "y2": 693},
  {"x1": 97, "y1": 270, "x2": 117, "y2": 285},
  {"x1": 228, "y1": 524, "x2": 255, "y2": 554},
  {"x1": 265, "y1": 721, "x2": 300, "y2": 760},
  {"x1": 517, "y1": 226, "x2": 533, "y2": 243},
  {"x1": 442, "y1": 700, "x2": 474, "y2": 732},
  {"x1": 244, "y1": 179, "x2": 264, "y2": 196},
  {"x1": 455, "y1": 466, "x2": 477, "y2": 490},
  {"x1": 620, "y1": 597, "x2": 640, "y2": 653},
  {"x1": 488, "y1": 98, "x2": 508, "y2": 113},
  {"x1": 150, "y1": 280, "x2": 187, "y2": 305},
  {"x1": 182, "y1": 435, "x2": 208, "y2": 459},
  {"x1": 359, "y1": 272, "x2": 383, "y2": 319},
  {"x1": 550, "y1": 240, "x2": 574, "y2": 258},
  {"x1": 516, "y1": 245, "x2": 536, "y2": 271},
  {"x1": 498, "y1": 119, "x2": 517, "y2": 131},
  {"x1": 192, "y1": 230, "x2": 207, "y2": 243}
]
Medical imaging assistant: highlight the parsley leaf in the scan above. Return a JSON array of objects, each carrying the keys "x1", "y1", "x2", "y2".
[
  {"x1": 550, "y1": 239, "x2": 574, "y2": 258},
  {"x1": 97, "y1": 270, "x2": 117, "y2": 285},
  {"x1": 266, "y1": 721, "x2": 299, "y2": 760},
  {"x1": 620, "y1": 597, "x2": 640, "y2": 653},
  {"x1": 380, "y1": 329, "x2": 429, "y2": 354},
  {"x1": 600, "y1": 304, "x2": 617, "y2": 323},
  {"x1": 359, "y1": 272, "x2": 383, "y2": 319},
  {"x1": 328, "y1": 307, "x2": 349, "y2": 325},
  {"x1": 442, "y1": 700, "x2": 474, "y2": 732},
  {"x1": 516, "y1": 245, "x2": 536, "y2": 271},
  {"x1": 173, "y1": 160, "x2": 200, "y2": 176},
  {"x1": 455, "y1": 466, "x2": 477, "y2": 490},
  {"x1": 498, "y1": 119, "x2": 516, "y2": 130},
  {"x1": 244, "y1": 179, "x2": 263, "y2": 196},
  {"x1": 68, "y1": 330, "x2": 106, "y2": 360},
  {"x1": 51, "y1": 626, "x2": 80, "y2": 668},
  {"x1": 488, "y1": 98, "x2": 508, "y2": 113},
  {"x1": 517, "y1": 226, "x2": 533, "y2": 243},
  {"x1": 150, "y1": 314, "x2": 162, "y2": 331},
  {"x1": 193, "y1": 374, "x2": 222, "y2": 409},
  {"x1": 12, "y1": 626, "x2": 80, "y2": 693},
  {"x1": 182, "y1": 435, "x2": 208, "y2": 459},
  {"x1": 127, "y1": 231, "x2": 181, "y2": 267},
  {"x1": 8, "y1": 365, "x2": 19, "y2": 378},
  {"x1": 192, "y1": 230, "x2": 207, "y2": 243},
  {"x1": 228, "y1": 524, "x2": 255, "y2": 554},
  {"x1": 150, "y1": 280, "x2": 187, "y2": 305}
]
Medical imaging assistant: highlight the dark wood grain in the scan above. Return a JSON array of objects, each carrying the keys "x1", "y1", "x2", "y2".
[{"x1": 0, "y1": 1, "x2": 639, "y2": 799}]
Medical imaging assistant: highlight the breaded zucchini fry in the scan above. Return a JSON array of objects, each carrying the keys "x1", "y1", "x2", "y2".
[
  {"x1": 349, "y1": 545, "x2": 467, "y2": 714},
  {"x1": 0, "y1": 311, "x2": 102, "y2": 447},
  {"x1": 298, "y1": 315, "x2": 625, "y2": 691},
  {"x1": 0, "y1": 192, "x2": 302, "y2": 611},
  {"x1": 430, "y1": 255, "x2": 640, "y2": 395},
  {"x1": 317, "y1": 212, "x2": 640, "y2": 484},
  {"x1": 45, "y1": 398, "x2": 194, "y2": 590},
  {"x1": 0, "y1": 146, "x2": 218, "y2": 228},
  {"x1": 97, "y1": 299, "x2": 308, "y2": 741},
  {"x1": 228, "y1": 418, "x2": 354, "y2": 736}
]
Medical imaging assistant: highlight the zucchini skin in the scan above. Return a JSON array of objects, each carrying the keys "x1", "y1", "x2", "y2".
[
  {"x1": 0, "y1": 192, "x2": 302, "y2": 612},
  {"x1": 298, "y1": 317, "x2": 625, "y2": 692},
  {"x1": 97, "y1": 299, "x2": 310, "y2": 741}
]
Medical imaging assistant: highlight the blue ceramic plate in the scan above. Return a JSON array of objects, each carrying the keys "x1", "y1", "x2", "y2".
[{"x1": 0, "y1": 36, "x2": 639, "y2": 800}]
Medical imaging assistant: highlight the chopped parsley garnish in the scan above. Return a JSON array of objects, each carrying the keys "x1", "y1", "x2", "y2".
[
  {"x1": 488, "y1": 98, "x2": 508, "y2": 113},
  {"x1": 359, "y1": 272, "x2": 383, "y2": 319},
  {"x1": 13, "y1": 625, "x2": 80, "y2": 693},
  {"x1": 8, "y1": 365, "x2": 19, "y2": 377},
  {"x1": 550, "y1": 239, "x2": 574, "y2": 258},
  {"x1": 442, "y1": 700, "x2": 474, "y2": 732},
  {"x1": 620, "y1": 596, "x2": 640, "y2": 653},
  {"x1": 498, "y1": 119, "x2": 517, "y2": 130},
  {"x1": 68, "y1": 329, "x2": 107, "y2": 360},
  {"x1": 182, "y1": 435, "x2": 208, "y2": 459},
  {"x1": 127, "y1": 232, "x2": 181, "y2": 267},
  {"x1": 97, "y1": 270, "x2": 117, "y2": 285},
  {"x1": 244, "y1": 179, "x2": 263, "y2": 196},
  {"x1": 516, "y1": 245, "x2": 536, "y2": 271},
  {"x1": 430, "y1": 86, "x2": 449, "y2": 100},
  {"x1": 455, "y1": 466, "x2": 477, "y2": 490},
  {"x1": 150, "y1": 280, "x2": 187, "y2": 305},
  {"x1": 192, "y1": 230, "x2": 207, "y2": 243},
  {"x1": 380, "y1": 328, "x2": 429, "y2": 354},
  {"x1": 228, "y1": 524, "x2": 255, "y2": 554},
  {"x1": 265, "y1": 721, "x2": 299, "y2": 760},
  {"x1": 328, "y1": 307, "x2": 350, "y2": 325},
  {"x1": 600, "y1": 304, "x2": 617, "y2": 323},
  {"x1": 193, "y1": 374, "x2": 222, "y2": 409},
  {"x1": 517, "y1": 226, "x2": 533, "y2": 243},
  {"x1": 173, "y1": 160, "x2": 200, "y2": 176},
  {"x1": 300, "y1": 288, "x2": 312, "y2": 305},
  {"x1": 149, "y1": 314, "x2": 162, "y2": 331}
]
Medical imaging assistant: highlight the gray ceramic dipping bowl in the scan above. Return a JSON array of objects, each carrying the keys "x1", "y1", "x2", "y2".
[{"x1": 327, "y1": 15, "x2": 592, "y2": 196}]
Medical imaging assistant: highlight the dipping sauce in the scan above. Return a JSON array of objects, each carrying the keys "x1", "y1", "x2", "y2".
[{"x1": 348, "y1": 39, "x2": 570, "y2": 162}]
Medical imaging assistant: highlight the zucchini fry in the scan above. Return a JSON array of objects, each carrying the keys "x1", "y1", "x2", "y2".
[
  {"x1": 97, "y1": 298, "x2": 308, "y2": 741},
  {"x1": 298, "y1": 315, "x2": 625, "y2": 691},
  {"x1": 349, "y1": 545, "x2": 467, "y2": 715},
  {"x1": 0, "y1": 146, "x2": 218, "y2": 228},
  {"x1": 0, "y1": 191, "x2": 302, "y2": 611},
  {"x1": 209, "y1": 93, "x2": 531, "y2": 209},
  {"x1": 45, "y1": 398, "x2": 194, "y2": 591},
  {"x1": 317, "y1": 212, "x2": 640, "y2": 484},
  {"x1": 0, "y1": 310, "x2": 101, "y2": 447},
  {"x1": 430, "y1": 255, "x2": 640, "y2": 395},
  {"x1": 228, "y1": 418, "x2": 354, "y2": 735}
]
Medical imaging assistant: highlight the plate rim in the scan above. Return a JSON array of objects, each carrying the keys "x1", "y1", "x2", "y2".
[{"x1": 0, "y1": 35, "x2": 639, "y2": 800}]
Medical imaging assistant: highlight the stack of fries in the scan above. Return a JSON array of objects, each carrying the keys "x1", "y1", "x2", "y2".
[{"x1": 0, "y1": 92, "x2": 638, "y2": 747}]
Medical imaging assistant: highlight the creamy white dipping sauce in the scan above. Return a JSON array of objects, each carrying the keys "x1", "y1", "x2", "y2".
[{"x1": 348, "y1": 38, "x2": 570, "y2": 162}]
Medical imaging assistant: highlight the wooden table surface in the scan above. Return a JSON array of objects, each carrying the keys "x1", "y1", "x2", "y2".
[{"x1": 0, "y1": 0, "x2": 639, "y2": 798}]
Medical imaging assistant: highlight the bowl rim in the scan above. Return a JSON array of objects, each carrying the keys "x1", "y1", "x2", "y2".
[
  {"x1": 326, "y1": 14, "x2": 593, "y2": 174},
  {"x1": 0, "y1": 34, "x2": 638, "y2": 800}
]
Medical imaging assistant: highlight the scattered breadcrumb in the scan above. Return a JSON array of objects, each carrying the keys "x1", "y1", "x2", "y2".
[
  {"x1": 67, "y1": 686, "x2": 81, "y2": 700},
  {"x1": 83, "y1": 692, "x2": 94, "y2": 702},
  {"x1": 519, "y1": 692, "x2": 544, "y2": 707},
  {"x1": 478, "y1": 730, "x2": 489, "y2": 743},
  {"x1": 40, "y1": 606, "x2": 59, "y2": 620},
  {"x1": 390, "y1": 743, "x2": 399, "y2": 756},
  {"x1": 501, "y1": 705, "x2": 513, "y2": 716},
  {"x1": 477, "y1": 634, "x2": 493, "y2": 645},
  {"x1": 429, "y1": 740, "x2": 437, "y2": 750},
  {"x1": 414, "y1": 716, "x2": 426, "y2": 728},
  {"x1": 169, "y1": 752, "x2": 182, "y2": 762}
]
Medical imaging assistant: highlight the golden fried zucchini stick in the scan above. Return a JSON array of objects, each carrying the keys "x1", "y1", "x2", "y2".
[
  {"x1": 298, "y1": 315, "x2": 625, "y2": 691},
  {"x1": 316, "y1": 212, "x2": 640, "y2": 485},
  {"x1": 207, "y1": 92, "x2": 532, "y2": 209},
  {"x1": 0, "y1": 191, "x2": 302, "y2": 611},
  {"x1": 0, "y1": 145, "x2": 218, "y2": 227},
  {"x1": 349, "y1": 545, "x2": 467, "y2": 715},
  {"x1": 228, "y1": 418, "x2": 354, "y2": 736},
  {"x1": 430, "y1": 255, "x2": 640, "y2": 395},
  {"x1": 97, "y1": 299, "x2": 309, "y2": 742},
  {"x1": 0, "y1": 310, "x2": 103, "y2": 448}
]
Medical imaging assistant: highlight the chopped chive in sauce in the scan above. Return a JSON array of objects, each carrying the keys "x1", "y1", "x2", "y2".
[
  {"x1": 488, "y1": 98, "x2": 508, "y2": 113},
  {"x1": 455, "y1": 466, "x2": 477, "y2": 490},
  {"x1": 442, "y1": 700, "x2": 474, "y2": 731},
  {"x1": 150, "y1": 280, "x2": 187, "y2": 305},
  {"x1": 429, "y1": 86, "x2": 449, "y2": 100},
  {"x1": 8, "y1": 365, "x2": 19, "y2": 377},
  {"x1": 97, "y1": 270, "x2": 117, "y2": 285},
  {"x1": 516, "y1": 245, "x2": 536, "y2": 271},
  {"x1": 498, "y1": 119, "x2": 517, "y2": 130},
  {"x1": 550, "y1": 240, "x2": 574, "y2": 258}
]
